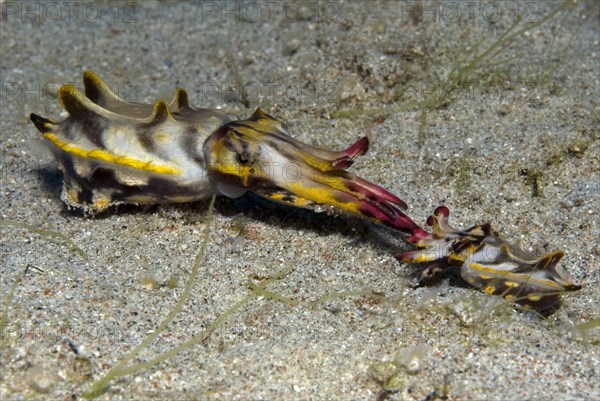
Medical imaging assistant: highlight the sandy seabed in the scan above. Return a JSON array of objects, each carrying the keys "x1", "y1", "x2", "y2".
[{"x1": 1, "y1": 1, "x2": 598, "y2": 400}]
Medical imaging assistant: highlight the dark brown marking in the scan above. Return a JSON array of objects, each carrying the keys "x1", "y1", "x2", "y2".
[
  {"x1": 182, "y1": 128, "x2": 205, "y2": 167},
  {"x1": 137, "y1": 129, "x2": 157, "y2": 153},
  {"x1": 62, "y1": 113, "x2": 107, "y2": 148},
  {"x1": 30, "y1": 113, "x2": 54, "y2": 133}
]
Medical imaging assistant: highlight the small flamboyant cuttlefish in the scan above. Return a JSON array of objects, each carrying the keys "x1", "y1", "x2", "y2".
[
  {"x1": 397, "y1": 206, "x2": 582, "y2": 312},
  {"x1": 29, "y1": 71, "x2": 420, "y2": 234}
]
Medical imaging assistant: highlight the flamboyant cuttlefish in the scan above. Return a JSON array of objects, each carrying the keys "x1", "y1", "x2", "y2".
[
  {"x1": 30, "y1": 71, "x2": 420, "y2": 234},
  {"x1": 30, "y1": 71, "x2": 581, "y2": 312},
  {"x1": 397, "y1": 206, "x2": 582, "y2": 312}
]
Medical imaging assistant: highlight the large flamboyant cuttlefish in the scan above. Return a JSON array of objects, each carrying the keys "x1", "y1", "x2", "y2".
[
  {"x1": 30, "y1": 71, "x2": 581, "y2": 312},
  {"x1": 30, "y1": 71, "x2": 420, "y2": 234}
]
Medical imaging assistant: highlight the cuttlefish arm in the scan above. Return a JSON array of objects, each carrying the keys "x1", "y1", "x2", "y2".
[
  {"x1": 204, "y1": 108, "x2": 426, "y2": 234},
  {"x1": 30, "y1": 71, "x2": 425, "y2": 235}
]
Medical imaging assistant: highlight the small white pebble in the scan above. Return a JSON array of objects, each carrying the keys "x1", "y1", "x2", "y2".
[
  {"x1": 26, "y1": 366, "x2": 55, "y2": 393},
  {"x1": 396, "y1": 345, "x2": 428, "y2": 374}
]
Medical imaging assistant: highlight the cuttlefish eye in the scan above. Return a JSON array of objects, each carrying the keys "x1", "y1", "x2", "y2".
[
  {"x1": 237, "y1": 153, "x2": 249, "y2": 165},
  {"x1": 236, "y1": 144, "x2": 257, "y2": 166}
]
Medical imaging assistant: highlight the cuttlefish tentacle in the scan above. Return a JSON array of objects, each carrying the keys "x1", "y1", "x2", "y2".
[{"x1": 30, "y1": 71, "x2": 423, "y2": 235}]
